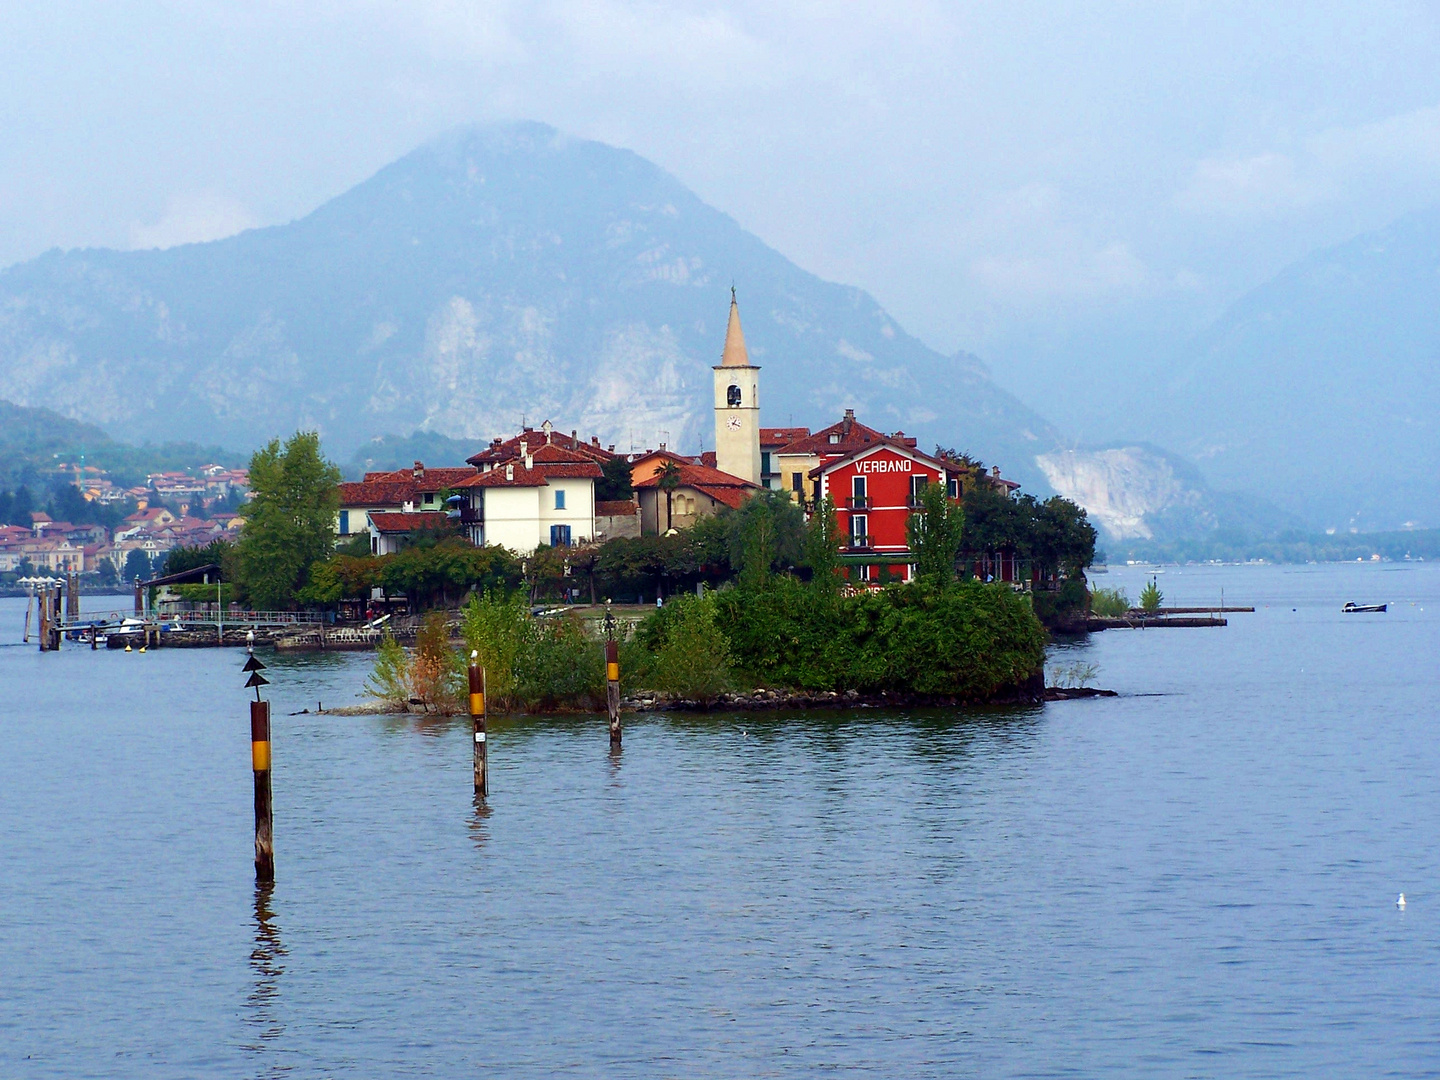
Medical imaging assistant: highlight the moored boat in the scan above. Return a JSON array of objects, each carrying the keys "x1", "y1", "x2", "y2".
[{"x1": 1342, "y1": 602, "x2": 1387, "y2": 613}]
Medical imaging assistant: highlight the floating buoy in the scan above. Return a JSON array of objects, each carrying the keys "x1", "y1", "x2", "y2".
[
  {"x1": 139, "y1": 646, "x2": 147, "y2": 654},
  {"x1": 1397, "y1": 893, "x2": 1406, "y2": 909},
  {"x1": 124, "y1": 644, "x2": 132, "y2": 653}
]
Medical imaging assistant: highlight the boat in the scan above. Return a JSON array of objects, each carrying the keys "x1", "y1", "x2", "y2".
[{"x1": 1342, "y1": 602, "x2": 1387, "y2": 613}]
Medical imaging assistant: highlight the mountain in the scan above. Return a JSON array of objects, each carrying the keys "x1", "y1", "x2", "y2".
[
  {"x1": 1035, "y1": 443, "x2": 1305, "y2": 556},
  {"x1": 0, "y1": 122, "x2": 1060, "y2": 489},
  {"x1": 1152, "y1": 206, "x2": 1440, "y2": 531},
  {"x1": 0, "y1": 398, "x2": 242, "y2": 490}
]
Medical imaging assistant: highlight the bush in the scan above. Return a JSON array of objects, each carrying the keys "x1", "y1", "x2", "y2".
[
  {"x1": 1089, "y1": 586, "x2": 1130, "y2": 617},
  {"x1": 365, "y1": 633, "x2": 412, "y2": 706},
  {"x1": 1139, "y1": 577, "x2": 1163, "y2": 612},
  {"x1": 459, "y1": 591, "x2": 531, "y2": 711},
  {"x1": 636, "y1": 594, "x2": 732, "y2": 704},
  {"x1": 710, "y1": 577, "x2": 1045, "y2": 700},
  {"x1": 514, "y1": 615, "x2": 605, "y2": 710},
  {"x1": 411, "y1": 611, "x2": 462, "y2": 710}
]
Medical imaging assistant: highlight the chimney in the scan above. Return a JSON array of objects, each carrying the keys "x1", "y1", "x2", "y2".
[
  {"x1": 842, "y1": 409, "x2": 854, "y2": 435},
  {"x1": 519, "y1": 440, "x2": 528, "y2": 459},
  {"x1": 413, "y1": 461, "x2": 424, "y2": 481},
  {"x1": 572, "y1": 430, "x2": 578, "y2": 442},
  {"x1": 506, "y1": 463, "x2": 514, "y2": 481},
  {"x1": 607, "y1": 444, "x2": 615, "y2": 453},
  {"x1": 492, "y1": 436, "x2": 502, "y2": 449},
  {"x1": 993, "y1": 466, "x2": 1002, "y2": 478},
  {"x1": 525, "y1": 452, "x2": 534, "y2": 470}
]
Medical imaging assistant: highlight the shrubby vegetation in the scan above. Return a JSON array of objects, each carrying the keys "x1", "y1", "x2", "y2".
[{"x1": 1089, "y1": 586, "x2": 1131, "y2": 617}]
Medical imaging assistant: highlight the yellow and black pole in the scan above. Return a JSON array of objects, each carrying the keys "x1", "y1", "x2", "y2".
[
  {"x1": 469, "y1": 650, "x2": 488, "y2": 796},
  {"x1": 604, "y1": 603, "x2": 621, "y2": 748},
  {"x1": 243, "y1": 630, "x2": 274, "y2": 883}
]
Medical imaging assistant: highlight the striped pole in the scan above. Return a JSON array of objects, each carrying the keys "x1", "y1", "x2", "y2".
[
  {"x1": 251, "y1": 699, "x2": 274, "y2": 883},
  {"x1": 244, "y1": 634, "x2": 274, "y2": 883},
  {"x1": 469, "y1": 651, "x2": 488, "y2": 796},
  {"x1": 606, "y1": 639, "x2": 621, "y2": 747}
]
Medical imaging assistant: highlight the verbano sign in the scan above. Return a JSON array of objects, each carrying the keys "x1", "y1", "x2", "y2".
[{"x1": 856, "y1": 458, "x2": 913, "y2": 474}]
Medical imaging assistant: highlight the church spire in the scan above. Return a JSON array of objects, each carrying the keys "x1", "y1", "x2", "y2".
[{"x1": 720, "y1": 286, "x2": 750, "y2": 368}]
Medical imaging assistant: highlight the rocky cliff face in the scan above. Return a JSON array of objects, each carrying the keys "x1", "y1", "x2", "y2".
[
  {"x1": 0, "y1": 122, "x2": 1059, "y2": 485},
  {"x1": 1035, "y1": 447, "x2": 1207, "y2": 541}
]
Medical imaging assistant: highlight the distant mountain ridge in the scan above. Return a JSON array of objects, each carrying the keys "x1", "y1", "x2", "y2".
[
  {"x1": 0, "y1": 122, "x2": 1060, "y2": 490},
  {"x1": 0, "y1": 398, "x2": 242, "y2": 490},
  {"x1": 1151, "y1": 205, "x2": 1440, "y2": 530}
]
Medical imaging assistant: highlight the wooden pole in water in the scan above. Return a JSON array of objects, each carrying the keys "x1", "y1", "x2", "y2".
[
  {"x1": 38, "y1": 586, "x2": 50, "y2": 652},
  {"x1": 468, "y1": 651, "x2": 488, "y2": 796},
  {"x1": 251, "y1": 698, "x2": 274, "y2": 882},
  {"x1": 23, "y1": 591, "x2": 32, "y2": 643},
  {"x1": 606, "y1": 639, "x2": 621, "y2": 747},
  {"x1": 244, "y1": 632, "x2": 274, "y2": 883}
]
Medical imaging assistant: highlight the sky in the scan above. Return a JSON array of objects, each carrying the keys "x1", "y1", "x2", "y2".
[{"x1": 3, "y1": 1, "x2": 1440, "y2": 433}]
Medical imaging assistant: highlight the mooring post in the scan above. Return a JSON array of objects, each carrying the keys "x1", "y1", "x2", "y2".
[
  {"x1": 468, "y1": 651, "x2": 488, "y2": 796},
  {"x1": 243, "y1": 631, "x2": 274, "y2": 883},
  {"x1": 604, "y1": 602, "x2": 621, "y2": 747}
]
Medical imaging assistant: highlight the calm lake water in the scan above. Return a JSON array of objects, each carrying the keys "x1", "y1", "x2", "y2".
[{"x1": 1, "y1": 563, "x2": 1435, "y2": 1078}]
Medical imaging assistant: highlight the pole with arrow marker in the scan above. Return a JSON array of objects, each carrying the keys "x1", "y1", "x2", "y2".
[{"x1": 243, "y1": 629, "x2": 275, "y2": 883}]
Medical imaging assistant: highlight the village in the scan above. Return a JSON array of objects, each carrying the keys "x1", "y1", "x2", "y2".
[
  {"x1": 4, "y1": 293, "x2": 1098, "y2": 645},
  {"x1": 342, "y1": 293, "x2": 1036, "y2": 589},
  {"x1": 0, "y1": 462, "x2": 248, "y2": 582}
]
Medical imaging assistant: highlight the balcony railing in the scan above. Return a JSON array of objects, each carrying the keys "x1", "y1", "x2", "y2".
[
  {"x1": 458, "y1": 507, "x2": 483, "y2": 525},
  {"x1": 845, "y1": 496, "x2": 870, "y2": 509},
  {"x1": 846, "y1": 536, "x2": 871, "y2": 551}
]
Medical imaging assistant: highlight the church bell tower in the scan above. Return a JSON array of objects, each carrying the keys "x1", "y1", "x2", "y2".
[{"x1": 713, "y1": 288, "x2": 761, "y2": 485}]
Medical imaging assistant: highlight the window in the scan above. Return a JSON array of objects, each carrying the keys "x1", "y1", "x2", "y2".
[
  {"x1": 850, "y1": 475, "x2": 867, "y2": 508},
  {"x1": 727, "y1": 384, "x2": 742, "y2": 407},
  {"x1": 554, "y1": 489, "x2": 566, "y2": 510},
  {"x1": 910, "y1": 475, "x2": 929, "y2": 504},
  {"x1": 423, "y1": 493, "x2": 433, "y2": 505},
  {"x1": 947, "y1": 477, "x2": 959, "y2": 499},
  {"x1": 791, "y1": 472, "x2": 803, "y2": 493},
  {"x1": 828, "y1": 433, "x2": 841, "y2": 444},
  {"x1": 338, "y1": 510, "x2": 349, "y2": 535},
  {"x1": 550, "y1": 524, "x2": 572, "y2": 547},
  {"x1": 371, "y1": 536, "x2": 379, "y2": 555},
  {"x1": 761, "y1": 452, "x2": 771, "y2": 475},
  {"x1": 850, "y1": 514, "x2": 868, "y2": 547}
]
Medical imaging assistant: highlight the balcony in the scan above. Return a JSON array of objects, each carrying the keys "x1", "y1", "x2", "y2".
[
  {"x1": 845, "y1": 536, "x2": 871, "y2": 551},
  {"x1": 845, "y1": 496, "x2": 870, "y2": 510},
  {"x1": 458, "y1": 507, "x2": 484, "y2": 525}
]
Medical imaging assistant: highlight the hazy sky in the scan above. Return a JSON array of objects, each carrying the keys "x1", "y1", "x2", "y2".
[{"x1": 4, "y1": 1, "x2": 1439, "y2": 422}]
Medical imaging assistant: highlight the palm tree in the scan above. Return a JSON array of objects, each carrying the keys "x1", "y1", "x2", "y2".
[{"x1": 655, "y1": 461, "x2": 683, "y2": 532}]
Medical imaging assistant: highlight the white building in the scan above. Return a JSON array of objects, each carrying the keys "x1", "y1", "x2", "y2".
[{"x1": 456, "y1": 443, "x2": 603, "y2": 554}]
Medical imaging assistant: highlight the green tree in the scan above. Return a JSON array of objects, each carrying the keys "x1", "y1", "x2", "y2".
[
  {"x1": 123, "y1": 548, "x2": 152, "y2": 582},
  {"x1": 907, "y1": 481, "x2": 965, "y2": 583},
  {"x1": 595, "y1": 457, "x2": 634, "y2": 502},
  {"x1": 235, "y1": 432, "x2": 343, "y2": 610},
  {"x1": 726, "y1": 489, "x2": 804, "y2": 586},
  {"x1": 643, "y1": 594, "x2": 733, "y2": 704},
  {"x1": 1139, "y1": 577, "x2": 1163, "y2": 612},
  {"x1": 804, "y1": 495, "x2": 842, "y2": 593},
  {"x1": 165, "y1": 538, "x2": 234, "y2": 576}
]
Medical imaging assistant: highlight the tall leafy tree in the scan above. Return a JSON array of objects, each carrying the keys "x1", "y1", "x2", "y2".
[
  {"x1": 804, "y1": 495, "x2": 842, "y2": 593},
  {"x1": 236, "y1": 431, "x2": 342, "y2": 609},
  {"x1": 726, "y1": 489, "x2": 805, "y2": 587},
  {"x1": 656, "y1": 461, "x2": 682, "y2": 531},
  {"x1": 907, "y1": 481, "x2": 966, "y2": 583}
]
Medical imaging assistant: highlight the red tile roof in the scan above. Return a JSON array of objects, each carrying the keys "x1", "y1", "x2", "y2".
[
  {"x1": 339, "y1": 480, "x2": 416, "y2": 507},
  {"x1": 368, "y1": 512, "x2": 452, "y2": 533},
  {"x1": 634, "y1": 462, "x2": 757, "y2": 510},
  {"x1": 761, "y1": 426, "x2": 810, "y2": 448},
  {"x1": 459, "y1": 467, "x2": 549, "y2": 488},
  {"x1": 362, "y1": 465, "x2": 478, "y2": 492},
  {"x1": 595, "y1": 500, "x2": 639, "y2": 517},
  {"x1": 808, "y1": 438, "x2": 952, "y2": 478},
  {"x1": 467, "y1": 428, "x2": 616, "y2": 467},
  {"x1": 771, "y1": 412, "x2": 888, "y2": 456}
]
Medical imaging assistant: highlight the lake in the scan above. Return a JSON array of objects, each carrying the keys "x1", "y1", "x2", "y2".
[{"x1": 0, "y1": 562, "x2": 1435, "y2": 1077}]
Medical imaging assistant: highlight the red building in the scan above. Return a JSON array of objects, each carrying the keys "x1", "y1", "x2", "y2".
[{"x1": 811, "y1": 438, "x2": 956, "y2": 583}]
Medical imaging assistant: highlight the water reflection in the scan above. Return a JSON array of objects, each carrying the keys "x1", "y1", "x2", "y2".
[
  {"x1": 244, "y1": 883, "x2": 287, "y2": 1067},
  {"x1": 469, "y1": 794, "x2": 492, "y2": 853}
]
